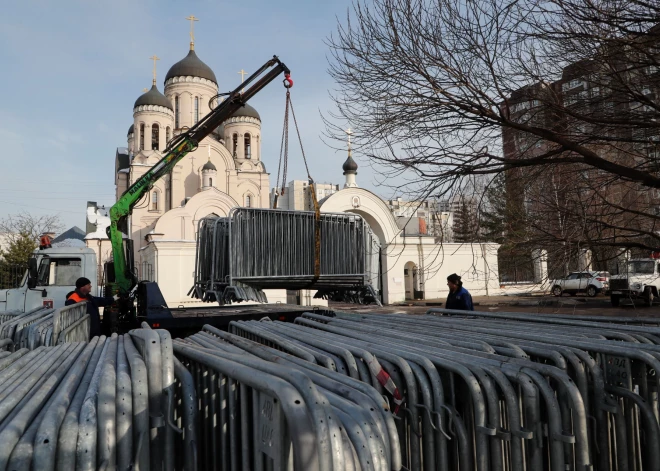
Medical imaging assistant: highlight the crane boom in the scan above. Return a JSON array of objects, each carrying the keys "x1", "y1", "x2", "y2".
[{"x1": 108, "y1": 55, "x2": 292, "y2": 298}]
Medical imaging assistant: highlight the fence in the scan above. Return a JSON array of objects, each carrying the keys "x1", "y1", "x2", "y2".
[
  {"x1": 190, "y1": 208, "x2": 381, "y2": 305},
  {"x1": 0, "y1": 263, "x2": 27, "y2": 290}
]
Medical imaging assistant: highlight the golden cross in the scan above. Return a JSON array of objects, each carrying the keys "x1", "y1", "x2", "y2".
[
  {"x1": 185, "y1": 15, "x2": 199, "y2": 49},
  {"x1": 149, "y1": 55, "x2": 160, "y2": 85},
  {"x1": 346, "y1": 128, "x2": 353, "y2": 150},
  {"x1": 238, "y1": 69, "x2": 247, "y2": 92}
]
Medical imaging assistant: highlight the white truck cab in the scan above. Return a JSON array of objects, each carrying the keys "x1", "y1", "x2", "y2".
[
  {"x1": 609, "y1": 258, "x2": 660, "y2": 306},
  {"x1": 0, "y1": 247, "x2": 99, "y2": 313}
]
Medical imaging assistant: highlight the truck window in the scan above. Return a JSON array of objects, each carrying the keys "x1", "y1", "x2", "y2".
[
  {"x1": 628, "y1": 261, "x2": 655, "y2": 275},
  {"x1": 37, "y1": 258, "x2": 82, "y2": 286}
]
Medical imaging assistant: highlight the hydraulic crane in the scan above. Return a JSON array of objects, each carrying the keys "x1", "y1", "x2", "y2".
[{"x1": 105, "y1": 56, "x2": 293, "y2": 328}]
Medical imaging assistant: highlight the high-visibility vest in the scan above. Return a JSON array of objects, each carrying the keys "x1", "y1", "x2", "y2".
[{"x1": 67, "y1": 292, "x2": 88, "y2": 303}]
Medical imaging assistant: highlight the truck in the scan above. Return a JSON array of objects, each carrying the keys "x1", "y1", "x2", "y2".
[
  {"x1": 0, "y1": 56, "x2": 315, "y2": 336},
  {"x1": 609, "y1": 258, "x2": 660, "y2": 306}
]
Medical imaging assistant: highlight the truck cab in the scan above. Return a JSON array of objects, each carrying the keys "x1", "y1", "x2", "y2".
[
  {"x1": 609, "y1": 258, "x2": 660, "y2": 306},
  {"x1": 0, "y1": 247, "x2": 99, "y2": 313}
]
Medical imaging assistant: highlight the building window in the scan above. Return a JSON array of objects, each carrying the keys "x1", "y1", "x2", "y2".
[
  {"x1": 151, "y1": 191, "x2": 159, "y2": 211},
  {"x1": 244, "y1": 134, "x2": 252, "y2": 159},
  {"x1": 194, "y1": 97, "x2": 199, "y2": 124},
  {"x1": 174, "y1": 95, "x2": 180, "y2": 128},
  {"x1": 166, "y1": 126, "x2": 171, "y2": 144},
  {"x1": 232, "y1": 133, "x2": 238, "y2": 157},
  {"x1": 139, "y1": 123, "x2": 145, "y2": 151},
  {"x1": 209, "y1": 177, "x2": 213, "y2": 187},
  {"x1": 245, "y1": 195, "x2": 251, "y2": 207},
  {"x1": 151, "y1": 124, "x2": 159, "y2": 151}
]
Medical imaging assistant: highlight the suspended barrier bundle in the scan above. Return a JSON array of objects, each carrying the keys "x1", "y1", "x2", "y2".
[
  {"x1": 218, "y1": 309, "x2": 660, "y2": 471},
  {"x1": 0, "y1": 303, "x2": 89, "y2": 350},
  {"x1": 189, "y1": 208, "x2": 382, "y2": 305}
]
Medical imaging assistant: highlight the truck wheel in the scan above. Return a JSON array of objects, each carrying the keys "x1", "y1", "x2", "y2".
[
  {"x1": 645, "y1": 288, "x2": 654, "y2": 307},
  {"x1": 611, "y1": 295, "x2": 620, "y2": 307},
  {"x1": 552, "y1": 285, "x2": 562, "y2": 297},
  {"x1": 586, "y1": 285, "x2": 597, "y2": 297}
]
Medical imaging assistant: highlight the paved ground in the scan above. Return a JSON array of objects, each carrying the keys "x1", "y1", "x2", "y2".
[{"x1": 330, "y1": 294, "x2": 660, "y2": 317}]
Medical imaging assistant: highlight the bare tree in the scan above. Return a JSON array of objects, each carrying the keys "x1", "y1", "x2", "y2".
[
  {"x1": 0, "y1": 213, "x2": 64, "y2": 246},
  {"x1": 326, "y1": 0, "x2": 660, "y2": 260}
]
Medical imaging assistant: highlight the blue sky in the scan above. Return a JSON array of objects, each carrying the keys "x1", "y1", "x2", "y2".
[{"x1": 0, "y1": 0, "x2": 389, "y2": 231}]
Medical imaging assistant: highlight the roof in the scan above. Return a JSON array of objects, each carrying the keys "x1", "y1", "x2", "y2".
[
  {"x1": 202, "y1": 159, "x2": 217, "y2": 171},
  {"x1": 342, "y1": 155, "x2": 358, "y2": 173},
  {"x1": 116, "y1": 148, "x2": 130, "y2": 172},
  {"x1": 230, "y1": 103, "x2": 260, "y2": 120},
  {"x1": 134, "y1": 84, "x2": 173, "y2": 110},
  {"x1": 52, "y1": 226, "x2": 86, "y2": 244},
  {"x1": 165, "y1": 49, "x2": 217, "y2": 84},
  {"x1": 127, "y1": 124, "x2": 134, "y2": 136}
]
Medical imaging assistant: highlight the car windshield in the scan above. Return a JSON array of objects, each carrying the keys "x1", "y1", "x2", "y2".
[{"x1": 627, "y1": 261, "x2": 655, "y2": 275}]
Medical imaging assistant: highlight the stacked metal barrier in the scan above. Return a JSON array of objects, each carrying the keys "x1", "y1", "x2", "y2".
[
  {"x1": 0, "y1": 328, "x2": 198, "y2": 471},
  {"x1": 217, "y1": 310, "x2": 660, "y2": 471},
  {"x1": 190, "y1": 208, "x2": 382, "y2": 305},
  {"x1": 0, "y1": 303, "x2": 90, "y2": 350}
]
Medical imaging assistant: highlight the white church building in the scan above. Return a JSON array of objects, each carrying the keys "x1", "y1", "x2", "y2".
[{"x1": 87, "y1": 31, "x2": 501, "y2": 307}]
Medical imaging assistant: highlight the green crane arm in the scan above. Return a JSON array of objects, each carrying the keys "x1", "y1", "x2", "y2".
[{"x1": 108, "y1": 55, "x2": 292, "y2": 295}]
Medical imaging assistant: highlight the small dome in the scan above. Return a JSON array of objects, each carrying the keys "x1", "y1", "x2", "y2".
[
  {"x1": 230, "y1": 103, "x2": 260, "y2": 120},
  {"x1": 127, "y1": 124, "x2": 134, "y2": 136},
  {"x1": 202, "y1": 159, "x2": 217, "y2": 171},
  {"x1": 165, "y1": 49, "x2": 217, "y2": 84},
  {"x1": 134, "y1": 85, "x2": 173, "y2": 110},
  {"x1": 342, "y1": 155, "x2": 358, "y2": 174}
]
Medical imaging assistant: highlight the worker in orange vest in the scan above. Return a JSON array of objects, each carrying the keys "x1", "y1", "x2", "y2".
[{"x1": 65, "y1": 277, "x2": 118, "y2": 338}]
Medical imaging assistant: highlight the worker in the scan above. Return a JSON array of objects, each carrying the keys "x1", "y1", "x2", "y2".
[
  {"x1": 445, "y1": 273, "x2": 474, "y2": 311},
  {"x1": 65, "y1": 277, "x2": 117, "y2": 338}
]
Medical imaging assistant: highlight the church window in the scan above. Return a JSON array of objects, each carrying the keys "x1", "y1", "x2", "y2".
[
  {"x1": 139, "y1": 124, "x2": 145, "y2": 151},
  {"x1": 151, "y1": 191, "x2": 159, "y2": 211},
  {"x1": 232, "y1": 133, "x2": 238, "y2": 157},
  {"x1": 166, "y1": 126, "x2": 171, "y2": 144},
  {"x1": 174, "y1": 96, "x2": 180, "y2": 128},
  {"x1": 194, "y1": 97, "x2": 199, "y2": 124},
  {"x1": 244, "y1": 134, "x2": 252, "y2": 159},
  {"x1": 245, "y1": 195, "x2": 252, "y2": 207},
  {"x1": 152, "y1": 124, "x2": 160, "y2": 151},
  {"x1": 209, "y1": 178, "x2": 213, "y2": 187}
]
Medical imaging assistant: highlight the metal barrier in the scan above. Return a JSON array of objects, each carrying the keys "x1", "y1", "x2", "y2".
[
  {"x1": 0, "y1": 304, "x2": 89, "y2": 351},
  {"x1": 190, "y1": 208, "x2": 382, "y2": 305}
]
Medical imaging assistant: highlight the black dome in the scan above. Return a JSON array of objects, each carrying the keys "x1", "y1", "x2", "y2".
[
  {"x1": 134, "y1": 85, "x2": 173, "y2": 110},
  {"x1": 342, "y1": 155, "x2": 358, "y2": 173},
  {"x1": 202, "y1": 159, "x2": 217, "y2": 171},
  {"x1": 127, "y1": 124, "x2": 134, "y2": 136},
  {"x1": 165, "y1": 49, "x2": 217, "y2": 84},
  {"x1": 230, "y1": 103, "x2": 260, "y2": 120}
]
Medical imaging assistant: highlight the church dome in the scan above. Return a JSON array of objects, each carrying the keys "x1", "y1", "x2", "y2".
[
  {"x1": 202, "y1": 160, "x2": 217, "y2": 171},
  {"x1": 165, "y1": 49, "x2": 217, "y2": 84},
  {"x1": 127, "y1": 124, "x2": 134, "y2": 136},
  {"x1": 230, "y1": 103, "x2": 260, "y2": 120},
  {"x1": 342, "y1": 155, "x2": 358, "y2": 174},
  {"x1": 134, "y1": 85, "x2": 173, "y2": 110}
]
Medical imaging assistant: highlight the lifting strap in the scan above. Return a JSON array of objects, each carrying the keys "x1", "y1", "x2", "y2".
[{"x1": 274, "y1": 90, "x2": 321, "y2": 282}]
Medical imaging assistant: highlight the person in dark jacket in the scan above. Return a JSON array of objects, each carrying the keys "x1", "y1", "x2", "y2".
[
  {"x1": 445, "y1": 273, "x2": 474, "y2": 311},
  {"x1": 65, "y1": 277, "x2": 117, "y2": 338}
]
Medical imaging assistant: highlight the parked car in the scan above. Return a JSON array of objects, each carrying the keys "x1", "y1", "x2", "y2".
[
  {"x1": 595, "y1": 271, "x2": 610, "y2": 294},
  {"x1": 551, "y1": 271, "x2": 607, "y2": 297}
]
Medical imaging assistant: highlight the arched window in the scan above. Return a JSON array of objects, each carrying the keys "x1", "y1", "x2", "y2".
[
  {"x1": 166, "y1": 126, "x2": 171, "y2": 144},
  {"x1": 151, "y1": 191, "x2": 159, "y2": 211},
  {"x1": 174, "y1": 96, "x2": 180, "y2": 128},
  {"x1": 209, "y1": 177, "x2": 213, "y2": 187},
  {"x1": 151, "y1": 124, "x2": 159, "y2": 150},
  {"x1": 232, "y1": 133, "x2": 238, "y2": 157},
  {"x1": 245, "y1": 195, "x2": 252, "y2": 207},
  {"x1": 139, "y1": 124, "x2": 145, "y2": 151},
  {"x1": 244, "y1": 134, "x2": 251, "y2": 159},
  {"x1": 194, "y1": 97, "x2": 199, "y2": 124}
]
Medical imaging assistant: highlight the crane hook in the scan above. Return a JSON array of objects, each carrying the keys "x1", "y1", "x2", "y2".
[{"x1": 283, "y1": 73, "x2": 293, "y2": 89}]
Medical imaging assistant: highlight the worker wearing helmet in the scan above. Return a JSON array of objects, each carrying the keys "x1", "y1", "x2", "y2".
[
  {"x1": 65, "y1": 277, "x2": 118, "y2": 338},
  {"x1": 445, "y1": 273, "x2": 474, "y2": 311}
]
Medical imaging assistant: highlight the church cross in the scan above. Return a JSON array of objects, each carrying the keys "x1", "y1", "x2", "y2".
[
  {"x1": 238, "y1": 69, "x2": 247, "y2": 93},
  {"x1": 149, "y1": 55, "x2": 160, "y2": 85},
  {"x1": 186, "y1": 15, "x2": 199, "y2": 49},
  {"x1": 346, "y1": 128, "x2": 353, "y2": 152}
]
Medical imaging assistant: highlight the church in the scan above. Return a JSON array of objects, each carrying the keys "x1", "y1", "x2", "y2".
[{"x1": 92, "y1": 21, "x2": 502, "y2": 307}]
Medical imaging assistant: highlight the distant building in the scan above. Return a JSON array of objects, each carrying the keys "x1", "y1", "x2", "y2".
[
  {"x1": 386, "y1": 198, "x2": 456, "y2": 241},
  {"x1": 271, "y1": 181, "x2": 340, "y2": 211}
]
